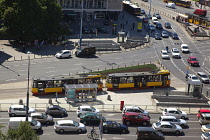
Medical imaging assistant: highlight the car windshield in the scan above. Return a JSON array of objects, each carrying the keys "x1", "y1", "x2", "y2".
[
  {"x1": 173, "y1": 51, "x2": 179, "y2": 53},
  {"x1": 201, "y1": 74, "x2": 208, "y2": 78},
  {"x1": 204, "y1": 132, "x2": 210, "y2": 137},
  {"x1": 191, "y1": 58, "x2": 197, "y2": 61},
  {"x1": 166, "y1": 23, "x2": 171, "y2": 26},
  {"x1": 91, "y1": 107, "x2": 96, "y2": 111},
  {"x1": 73, "y1": 121, "x2": 79, "y2": 127},
  {"x1": 182, "y1": 46, "x2": 188, "y2": 49},
  {"x1": 192, "y1": 76, "x2": 198, "y2": 80},
  {"x1": 162, "y1": 52, "x2": 168, "y2": 55},
  {"x1": 42, "y1": 114, "x2": 48, "y2": 119},
  {"x1": 170, "y1": 123, "x2": 176, "y2": 128},
  {"x1": 154, "y1": 19, "x2": 158, "y2": 21},
  {"x1": 177, "y1": 109, "x2": 182, "y2": 114},
  {"x1": 32, "y1": 119, "x2": 37, "y2": 125},
  {"x1": 156, "y1": 122, "x2": 161, "y2": 126}
]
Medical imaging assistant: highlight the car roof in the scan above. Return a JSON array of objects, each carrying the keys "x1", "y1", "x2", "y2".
[
  {"x1": 188, "y1": 56, "x2": 196, "y2": 58},
  {"x1": 160, "y1": 116, "x2": 176, "y2": 119},
  {"x1": 165, "y1": 108, "x2": 177, "y2": 111},
  {"x1": 79, "y1": 105, "x2": 91, "y2": 109},
  {"x1": 57, "y1": 120, "x2": 73, "y2": 124},
  {"x1": 48, "y1": 105, "x2": 61, "y2": 108},
  {"x1": 137, "y1": 127, "x2": 155, "y2": 131},
  {"x1": 197, "y1": 72, "x2": 207, "y2": 75},
  {"x1": 159, "y1": 121, "x2": 171, "y2": 125},
  {"x1": 124, "y1": 112, "x2": 139, "y2": 115},
  {"x1": 181, "y1": 44, "x2": 188, "y2": 46},
  {"x1": 161, "y1": 50, "x2": 167, "y2": 53},
  {"x1": 31, "y1": 112, "x2": 43, "y2": 116},
  {"x1": 83, "y1": 112, "x2": 97, "y2": 116},
  {"x1": 162, "y1": 30, "x2": 167, "y2": 33},
  {"x1": 199, "y1": 109, "x2": 210, "y2": 113},
  {"x1": 202, "y1": 113, "x2": 210, "y2": 117},
  {"x1": 10, "y1": 105, "x2": 24, "y2": 108},
  {"x1": 125, "y1": 106, "x2": 139, "y2": 109}
]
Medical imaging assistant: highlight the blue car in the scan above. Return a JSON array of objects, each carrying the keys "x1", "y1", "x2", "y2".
[{"x1": 103, "y1": 121, "x2": 128, "y2": 134}]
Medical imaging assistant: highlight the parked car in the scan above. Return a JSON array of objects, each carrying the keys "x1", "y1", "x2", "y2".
[
  {"x1": 166, "y1": 3, "x2": 176, "y2": 8},
  {"x1": 149, "y1": 24, "x2": 155, "y2": 31},
  {"x1": 197, "y1": 72, "x2": 209, "y2": 83},
  {"x1": 45, "y1": 105, "x2": 67, "y2": 117},
  {"x1": 201, "y1": 132, "x2": 210, "y2": 140},
  {"x1": 188, "y1": 56, "x2": 199, "y2": 66},
  {"x1": 82, "y1": 27, "x2": 91, "y2": 34},
  {"x1": 103, "y1": 121, "x2": 128, "y2": 134},
  {"x1": 122, "y1": 106, "x2": 149, "y2": 117},
  {"x1": 161, "y1": 30, "x2": 169, "y2": 38},
  {"x1": 152, "y1": 122, "x2": 183, "y2": 135},
  {"x1": 156, "y1": 22, "x2": 163, "y2": 29},
  {"x1": 162, "y1": 108, "x2": 188, "y2": 119},
  {"x1": 180, "y1": 44, "x2": 189, "y2": 53},
  {"x1": 97, "y1": 27, "x2": 109, "y2": 33},
  {"x1": 122, "y1": 112, "x2": 150, "y2": 126},
  {"x1": 171, "y1": 48, "x2": 181, "y2": 58},
  {"x1": 55, "y1": 50, "x2": 71, "y2": 59},
  {"x1": 136, "y1": 127, "x2": 165, "y2": 140},
  {"x1": 141, "y1": 9, "x2": 146, "y2": 15},
  {"x1": 153, "y1": 13, "x2": 161, "y2": 19},
  {"x1": 160, "y1": 50, "x2": 170, "y2": 59},
  {"x1": 202, "y1": 124, "x2": 210, "y2": 132},
  {"x1": 80, "y1": 113, "x2": 106, "y2": 125},
  {"x1": 152, "y1": 17, "x2": 159, "y2": 24},
  {"x1": 143, "y1": 17, "x2": 149, "y2": 23},
  {"x1": 158, "y1": 116, "x2": 188, "y2": 128},
  {"x1": 197, "y1": 109, "x2": 210, "y2": 119},
  {"x1": 172, "y1": 32, "x2": 179, "y2": 40},
  {"x1": 76, "y1": 106, "x2": 99, "y2": 117},
  {"x1": 187, "y1": 74, "x2": 201, "y2": 82},
  {"x1": 199, "y1": 113, "x2": 210, "y2": 125},
  {"x1": 164, "y1": 22, "x2": 171, "y2": 28},
  {"x1": 8, "y1": 105, "x2": 35, "y2": 117},
  {"x1": 155, "y1": 32, "x2": 162, "y2": 40},
  {"x1": 31, "y1": 112, "x2": 53, "y2": 125},
  {"x1": 54, "y1": 120, "x2": 86, "y2": 133}
]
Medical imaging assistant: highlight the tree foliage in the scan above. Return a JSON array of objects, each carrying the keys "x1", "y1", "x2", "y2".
[{"x1": 0, "y1": 0, "x2": 64, "y2": 42}]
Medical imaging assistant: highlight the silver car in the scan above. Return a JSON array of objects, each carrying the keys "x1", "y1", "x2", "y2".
[
  {"x1": 159, "y1": 116, "x2": 187, "y2": 128},
  {"x1": 152, "y1": 122, "x2": 183, "y2": 135},
  {"x1": 54, "y1": 120, "x2": 86, "y2": 133},
  {"x1": 31, "y1": 112, "x2": 53, "y2": 125},
  {"x1": 197, "y1": 72, "x2": 209, "y2": 83},
  {"x1": 201, "y1": 132, "x2": 210, "y2": 140},
  {"x1": 8, "y1": 105, "x2": 35, "y2": 117}
]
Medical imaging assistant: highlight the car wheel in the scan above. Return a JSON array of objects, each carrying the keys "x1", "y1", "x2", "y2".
[
  {"x1": 46, "y1": 121, "x2": 50, "y2": 125},
  {"x1": 104, "y1": 129, "x2": 108, "y2": 133},
  {"x1": 181, "y1": 124, "x2": 185, "y2": 128},
  {"x1": 181, "y1": 116, "x2": 185, "y2": 119},
  {"x1": 10, "y1": 113, "x2": 15, "y2": 117},
  {"x1": 78, "y1": 113, "x2": 82, "y2": 117},
  {"x1": 125, "y1": 121, "x2": 131, "y2": 126},
  {"x1": 61, "y1": 113, "x2": 65, "y2": 117},
  {"x1": 142, "y1": 122, "x2": 148, "y2": 126},
  {"x1": 77, "y1": 129, "x2": 82, "y2": 133},
  {"x1": 122, "y1": 129, "x2": 127, "y2": 134},
  {"x1": 175, "y1": 130, "x2": 180, "y2": 135},
  {"x1": 59, "y1": 56, "x2": 62, "y2": 59},
  {"x1": 59, "y1": 129, "x2": 65, "y2": 133}
]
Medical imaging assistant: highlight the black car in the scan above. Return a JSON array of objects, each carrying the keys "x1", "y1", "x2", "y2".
[
  {"x1": 82, "y1": 27, "x2": 91, "y2": 34},
  {"x1": 155, "y1": 32, "x2": 161, "y2": 40},
  {"x1": 80, "y1": 113, "x2": 106, "y2": 125},
  {"x1": 172, "y1": 32, "x2": 179, "y2": 40},
  {"x1": 136, "y1": 127, "x2": 165, "y2": 140},
  {"x1": 75, "y1": 45, "x2": 96, "y2": 57},
  {"x1": 103, "y1": 121, "x2": 128, "y2": 134},
  {"x1": 156, "y1": 22, "x2": 163, "y2": 29},
  {"x1": 45, "y1": 105, "x2": 67, "y2": 117},
  {"x1": 164, "y1": 22, "x2": 171, "y2": 29},
  {"x1": 97, "y1": 27, "x2": 109, "y2": 33}
]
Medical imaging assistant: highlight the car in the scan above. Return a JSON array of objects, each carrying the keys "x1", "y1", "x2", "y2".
[
  {"x1": 156, "y1": 22, "x2": 163, "y2": 29},
  {"x1": 141, "y1": 9, "x2": 146, "y2": 15},
  {"x1": 152, "y1": 17, "x2": 158, "y2": 24},
  {"x1": 160, "y1": 50, "x2": 170, "y2": 59},
  {"x1": 122, "y1": 112, "x2": 150, "y2": 126},
  {"x1": 158, "y1": 116, "x2": 188, "y2": 128},
  {"x1": 55, "y1": 50, "x2": 71, "y2": 59},
  {"x1": 136, "y1": 127, "x2": 165, "y2": 140},
  {"x1": 199, "y1": 113, "x2": 210, "y2": 125},
  {"x1": 172, "y1": 32, "x2": 179, "y2": 40},
  {"x1": 171, "y1": 48, "x2": 181, "y2": 58},
  {"x1": 82, "y1": 27, "x2": 91, "y2": 34},
  {"x1": 201, "y1": 132, "x2": 210, "y2": 140},
  {"x1": 79, "y1": 113, "x2": 106, "y2": 125},
  {"x1": 8, "y1": 105, "x2": 36, "y2": 117},
  {"x1": 197, "y1": 72, "x2": 209, "y2": 83},
  {"x1": 153, "y1": 13, "x2": 161, "y2": 19},
  {"x1": 152, "y1": 122, "x2": 183, "y2": 135},
  {"x1": 45, "y1": 105, "x2": 67, "y2": 117},
  {"x1": 145, "y1": 14, "x2": 152, "y2": 19},
  {"x1": 197, "y1": 109, "x2": 210, "y2": 119},
  {"x1": 188, "y1": 56, "x2": 199, "y2": 66},
  {"x1": 54, "y1": 120, "x2": 86, "y2": 133},
  {"x1": 202, "y1": 124, "x2": 210, "y2": 132},
  {"x1": 164, "y1": 22, "x2": 171, "y2": 28},
  {"x1": 31, "y1": 112, "x2": 54, "y2": 124},
  {"x1": 161, "y1": 30, "x2": 169, "y2": 38},
  {"x1": 166, "y1": 3, "x2": 175, "y2": 8},
  {"x1": 143, "y1": 17, "x2": 149, "y2": 23},
  {"x1": 103, "y1": 121, "x2": 128, "y2": 134},
  {"x1": 76, "y1": 106, "x2": 99, "y2": 117},
  {"x1": 148, "y1": 24, "x2": 155, "y2": 31},
  {"x1": 122, "y1": 106, "x2": 149, "y2": 117},
  {"x1": 142, "y1": 0, "x2": 148, "y2": 2},
  {"x1": 162, "y1": 108, "x2": 188, "y2": 119},
  {"x1": 187, "y1": 74, "x2": 201, "y2": 82},
  {"x1": 180, "y1": 44, "x2": 189, "y2": 53},
  {"x1": 155, "y1": 32, "x2": 161, "y2": 40},
  {"x1": 97, "y1": 27, "x2": 109, "y2": 33}
]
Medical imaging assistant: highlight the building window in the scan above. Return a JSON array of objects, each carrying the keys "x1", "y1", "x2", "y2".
[
  {"x1": 97, "y1": 0, "x2": 105, "y2": 8},
  {"x1": 86, "y1": 0, "x2": 93, "y2": 8},
  {"x1": 75, "y1": 0, "x2": 82, "y2": 8}
]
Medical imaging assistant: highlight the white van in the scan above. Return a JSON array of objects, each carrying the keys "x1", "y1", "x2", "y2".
[
  {"x1": 8, "y1": 117, "x2": 42, "y2": 131},
  {"x1": 166, "y1": 3, "x2": 175, "y2": 8},
  {"x1": 152, "y1": 17, "x2": 158, "y2": 24}
]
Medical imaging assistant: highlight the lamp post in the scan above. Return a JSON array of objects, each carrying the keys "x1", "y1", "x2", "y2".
[
  {"x1": 79, "y1": 0, "x2": 84, "y2": 49},
  {"x1": 148, "y1": 0, "x2": 152, "y2": 43},
  {"x1": 26, "y1": 56, "x2": 30, "y2": 121}
]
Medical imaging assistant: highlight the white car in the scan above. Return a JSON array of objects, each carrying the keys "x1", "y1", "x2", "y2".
[
  {"x1": 152, "y1": 122, "x2": 183, "y2": 135},
  {"x1": 171, "y1": 48, "x2": 181, "y2": 58},
  {"x1": 54, "y1": 120, "x2": 86, "y2": 133},
  {"x1": 187, "y1": 74, "x2": 201, "y2": 82},
  {"x1": 159, "y1": 116, "x2": 187, "y2": 128},
  {"x1": 76, "y1": 106, "x2": 99, "y2": 117},
  {"x1": 201, "y1": 132, "x2": 210, "y2": 140},
  {"x1": 197, "y1": 72, "x2": 209, "y2": 83},
  {"x1": 202, "y1": 124, "x2": 210, "y2": 133},
  {"x1": 152, "y1": 17, "x2": 158, "y2": 24},
  {"x1": 8, "y1": 105, "x2": 36, "y2": 117},
  {"x1": 122, "y1": 106, "x2": 149, "y2": 117},
  {"x1": 181, "y1": 44, "x2": 189, "y2": 53},
  {"x1": 160, "y1": 50, "x2": 169, "y2": 59},
  {"x1": 162, "y1": 108, "x2": 188, "y2": 119},
  {"x1": 55, "y1": 50, "x2": 71, "y2": 58}
]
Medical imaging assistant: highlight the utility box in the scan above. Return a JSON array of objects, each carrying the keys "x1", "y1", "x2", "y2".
[
  {"x1": 117, "y1": 32, "x2": 126, "y2": 43},
  {"x1": 187, "y1": 79, "x2": 203, "y2": 98}
]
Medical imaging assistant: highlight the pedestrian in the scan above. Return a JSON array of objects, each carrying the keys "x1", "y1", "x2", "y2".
[{"x1": 55, "y1": 92, "x2": 58, "y2": 102}]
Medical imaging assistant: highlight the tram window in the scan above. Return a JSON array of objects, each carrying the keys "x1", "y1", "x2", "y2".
[
  {"x1": 127, "y1": 77, "x2": 133, "y2": 83},
  {"x1": 107, "y1": 78, "x2": 112, "y2": 84},
  {"x1": 46, "y1": 81, "x2": 54, "y2": 88},
  {"x1": 32, "y1": 82, "x2": 38, "y2": 88},
  {"x1": 120, "y1": 77, "x2": 127, "y2": 83},
  {"x1": 37, "y1": 83, "x2": 45, "y2": 88},
  {"x1": 78, "y1": 79, "x2": 85, "y2": 84},
  {"x1": 54, "y1": 80, "x2": 61, "y2": 87}
]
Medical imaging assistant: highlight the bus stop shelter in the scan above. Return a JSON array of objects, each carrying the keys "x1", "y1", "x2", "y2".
[{"x1": 64, "y1": 84, "x2": 98, "y2": 103}]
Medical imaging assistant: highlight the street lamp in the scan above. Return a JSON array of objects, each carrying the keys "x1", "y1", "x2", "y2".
[
  {"x1": 26, "y1": 56, "x2": 30, "y2": 121},
  {"x1": 79, "y1": 0, "x2": 84, "y2": 49},
  {"x1": 148, "y1": 0, "x2": 152, "y2": 43}
]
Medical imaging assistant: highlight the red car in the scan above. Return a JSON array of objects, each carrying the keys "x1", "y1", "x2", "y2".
[
  {"x1": 188, "y1": 56, "x2": 199, "y2": 66},
  {"x1": 122, "y1": 112, "x2": 150, "y2": 126},
  {"x1": 197, "y1": 109, "x2": 210, "y2": 119}
]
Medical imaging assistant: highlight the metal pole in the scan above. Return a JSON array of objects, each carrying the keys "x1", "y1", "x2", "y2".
[
  {"x1": 148, "y1": 0, "x2": 152, "y2": 43},
  {"x1": 79, "y1": 0, "x2": 84, "y2": 49},
  {"x1": 26, "y1": 56, "x2": 30, "y2": 121}
]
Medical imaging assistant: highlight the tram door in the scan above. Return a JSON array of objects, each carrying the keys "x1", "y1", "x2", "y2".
[
  {"x1": 134, "y1": 77, "x2": 140, "y2": 88},
  {"x1": 37, "y1": 82, "x2": 46, "y2": 94},
  {"x1": 140, "y1": 76, "x2": 147, "y2": 87},
  {"x1": 112, "y1": 77, "x2": 120, "y2": 89},
  {"x1": 162, "y1": 75, "x2": 167, "y2": 86}
]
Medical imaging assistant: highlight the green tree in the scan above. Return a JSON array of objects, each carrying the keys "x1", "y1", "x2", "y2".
[
  {"x1": 0, "y1": 0, "x2": 63, "y2": 42},
  {"x1": 6, "y1": 121, "x2": 39, "y2": 140}
]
